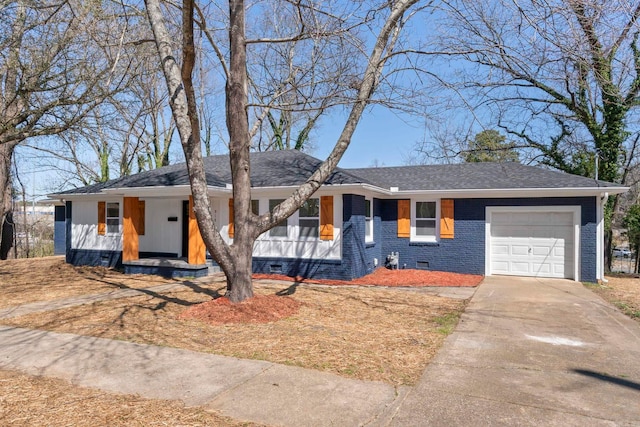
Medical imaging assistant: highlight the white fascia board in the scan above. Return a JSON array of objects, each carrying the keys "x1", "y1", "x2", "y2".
[
  {"x1": 249, "y1": 183, "x2": 389, "y2": 195},
  {"x1": 387, "y1": 186, "x2": 628, "y2": 199},
  {"x1": 52, "y1": 185, "x2": 231, "y2": 200},
  {"x1": 101, "y1": 185, "x2": 231, "y2": 197}
]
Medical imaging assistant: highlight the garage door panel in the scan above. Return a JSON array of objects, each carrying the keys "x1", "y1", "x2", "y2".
[
  {"x1": 492, "y1": 261, "x2": 510, "y2": 273},
  {"x1": 511, "y1": 262, "x2": 531, "y2": 274},
  {"x1": 531, "y1": 246, "x2": 551, "y2": 256},
  {"x1": 511, "y1": 245, "x2": 530, "y2": 256},
  {"x1": 489, "y1": 210, "x2": 575, "y2": 280},
  {"x1": 552, "y1": 246, "x2": 566, "y2": 257},
  {"x1": 491, "y1": 244, "x2": 509, "y2": 255},
  {"x1": 492, "y1": 225, "x2": 530, "y2": 238}
]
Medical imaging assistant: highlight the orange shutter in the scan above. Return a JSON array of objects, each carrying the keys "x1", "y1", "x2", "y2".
[
  {"x1": 188, "y1": 196, "x2": 206, "y2": 264},
  {"x1": 138, "y1": 200, "x2": 146, "y2": 235},
  {"x1": 97, "y1": 201, "x2": 106, "y2": 235},
  {"x1": 320, "y1": 195, "x2": 334, "y2": 240},
  {"x1": 123, "y1": 197, "x2": 140, "y2": 262},
  {"x1": 397, "y1": 200, "x2": 410, "y2": 238},
  {"x1": 228, "y1": 198, "x2": 234, "y2": 238},
  {"x1": 440, "y1": 199, "x2": 454, "y2": 239}
]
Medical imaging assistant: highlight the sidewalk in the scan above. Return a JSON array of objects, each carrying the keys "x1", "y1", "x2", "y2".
[
  {"x1": 0, "y1": 325, "x2": 404, "y2": 426},
  {"x1": 388, "y1": 276, "x2": 640, "y2": 426}
]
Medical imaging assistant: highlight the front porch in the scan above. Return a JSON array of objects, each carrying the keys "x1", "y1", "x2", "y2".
[{"x1": 123, "y1": 257, "x2": 220, "y2": 279}]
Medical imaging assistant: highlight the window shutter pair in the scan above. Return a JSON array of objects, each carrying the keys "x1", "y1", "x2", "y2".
[
  {"x1": 397, "y1": 199, "x2": 454, "y2": 239},
  {"x1": 99, "y1": 200, "x2": 145, "y2": 235},
  {"x1": 229, "y1": 196, "x2": 334, "y2": 240}
]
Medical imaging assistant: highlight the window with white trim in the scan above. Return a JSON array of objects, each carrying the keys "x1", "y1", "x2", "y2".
[
  {"x1": 412, "y1": 200, "x2": 437, "y2": 241},
  {"x1": 251, "y1": 199, "x2": 259, "y2": 215},
  {"x1": 106, "y1": 202, "x2": 120, "y2": 234},
  {"x1": 269, "y1": 199, "x2": 288, "y2": 237},
  {"x1": 365, "y1": 198, "x2": 373, "y2": 242},
  {"x1": 298, "y1": 198, "x2": 319, "y2": 238}
]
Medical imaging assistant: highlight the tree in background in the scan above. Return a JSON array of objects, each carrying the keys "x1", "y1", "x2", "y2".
[
  {"x1": 436, "y1": 0, "x2": 640, "y2": 269},
  {"x1": 18, "y1": 8, "x2": 174, "y2": 187},
  {"x1": 623, "y1": 204, "x2": 640, "y2": 273},
  {"x1": 0, "y1": 1, "x2": 138, "y2": 252},
  {"x1": 145, "y1": 0, "x2": 426, "y2": 302},
  {"x1": 440, "y1": 0, "x2": 640, "y2": 180},
  {"x1": 463, "y1": 130, "x2": 519, "y2": 163}
]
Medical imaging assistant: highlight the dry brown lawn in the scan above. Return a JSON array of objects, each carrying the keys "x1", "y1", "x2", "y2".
[
  {"x1": 0, "y1": 257, "x2": 177, "y2": 309},
  {"x1": 586, "y1": 275, "x2": 640, "y2": 320},
  {"x1": 0, "y1": 257, "x2": 469, "y2": 426},
  {"x1": 0, "y1": 369, "x2": 263, "y2": 427},
  {"x1": 2, "y1": 281, "x2": 465, "y2": 386}
]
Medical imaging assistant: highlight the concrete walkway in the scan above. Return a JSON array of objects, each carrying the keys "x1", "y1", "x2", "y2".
[
  {"x1": 388, "y1": 276, "x2": 640, "y2": 426},
  {"x1": 0, "y1": 276, "x2": 639, "y2": 426}
]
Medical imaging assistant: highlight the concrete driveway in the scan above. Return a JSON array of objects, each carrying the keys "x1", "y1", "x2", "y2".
[{"x1": 388, "y1": 276, "x2": 640, "y2": 426}]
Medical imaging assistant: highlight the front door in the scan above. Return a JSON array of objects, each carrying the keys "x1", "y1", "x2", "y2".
[{"x1": 181, "y1": 200, "x2": 189, "y2": 259}]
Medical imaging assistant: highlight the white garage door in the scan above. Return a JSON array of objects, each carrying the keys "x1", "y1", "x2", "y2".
[{"x1": 489, "y1": 210, "x2": 575, "y2": 279}]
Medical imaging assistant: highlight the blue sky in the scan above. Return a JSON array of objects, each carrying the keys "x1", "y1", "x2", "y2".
[{"x1": 314, "y1": 106, "x2": 426, "y2": 169}]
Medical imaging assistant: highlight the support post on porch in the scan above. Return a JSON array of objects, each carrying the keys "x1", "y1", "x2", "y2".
[
  {"x1": 188, "y1": 196, "x2": 206, "y2": 265},
  {"x1": 123, "y1": 197, "x2": 140, "y2": 262}
]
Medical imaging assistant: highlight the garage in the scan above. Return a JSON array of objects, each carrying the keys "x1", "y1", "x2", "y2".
[{"x1": 486, "y1": 207, "x2": 579, "y2": 279}]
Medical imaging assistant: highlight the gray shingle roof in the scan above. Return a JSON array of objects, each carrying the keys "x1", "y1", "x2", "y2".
[
  {"x1": 56, "y1": 150, "x2": 622, "y2": 196},
  {"x1": 347, "y1": 162, "x2": 620, "y2": 191},
  {"x1": 57, "y1": 150, "x2": 368, "y2": 195}
]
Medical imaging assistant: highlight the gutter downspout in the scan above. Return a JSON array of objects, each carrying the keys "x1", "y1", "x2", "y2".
[{"x1": 597, "y1": 192, "x2": 609, "y2": 283}]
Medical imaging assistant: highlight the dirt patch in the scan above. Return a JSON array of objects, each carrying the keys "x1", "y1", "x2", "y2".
[
  {"x1": 586, "y1": 276, "x2": 640, "y2": 320},
  {"x1": 254, "y1": 267, "x2": 482, "y2": 287},
  {"x1": 0, "y1": 369, "x2": 263, "y2": 427},
  {"x1": 0, "y1": 257, "x2": 177, "y2": 309},
  {"x1": 179, "y1": 294, "x2": 302, "y2": 324}
]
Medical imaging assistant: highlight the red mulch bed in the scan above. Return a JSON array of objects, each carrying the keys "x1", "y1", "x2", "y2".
[
  {"x1": 253, "y1": 267, "x2": 483, "y2": 287},
  {"x1": 178, "y1": 294, "x2": 302, "y2": 325},
  {"x1": 180, "y1": 268, "x2": 481, "y2": 325}
]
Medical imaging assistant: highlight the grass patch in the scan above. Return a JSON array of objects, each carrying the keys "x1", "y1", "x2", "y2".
[
  {"x1": 584, "y1": 277, "x2": 640, "y2": 323},
  {"x1": 613, "y1": 302, "x2": 640, "y2": 319},
  {"x1": 434, "y1": 311, "x2": 463, "y2": 335}
]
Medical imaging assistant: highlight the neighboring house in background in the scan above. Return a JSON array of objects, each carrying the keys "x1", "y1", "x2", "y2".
[{"x1": 49, "y1": 150, "x2": 627, "y2": 282}]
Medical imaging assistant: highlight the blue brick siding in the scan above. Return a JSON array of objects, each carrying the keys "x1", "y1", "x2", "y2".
[
  {"x1": 65, "y1": 201, "x2": 73, "y2": 264},
  {"x1": 124, "y1": 263, "x2": 208, "y2": 278},
  {"x1": 54, "y1": 205, "x2": 66, "y2": 255},
  {"x1": 378, "y1": 197, "x2": 598, "y2": 282},
  {"x1": 67, "y1": 249, "x2": 123, "y2": 268},
  {"x1": 252, "y1": 257, "x2": 348, "y2": 280}
]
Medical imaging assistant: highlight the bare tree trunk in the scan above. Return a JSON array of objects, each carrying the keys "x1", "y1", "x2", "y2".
[
  {"x1": 146, "y1": 0, "x2": 419, "y2": 302},
  {"x1": 0, "y1": 142, "x2": 18, "y2": 259},
  {"x1": 225, "y1": 0, "x2": 255, "y2": 301}
]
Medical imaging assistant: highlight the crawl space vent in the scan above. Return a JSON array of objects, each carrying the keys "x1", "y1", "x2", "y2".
[
  {"x1": 416, "y1": 261, "x2": 430, "y2": 270},
  {"x1": 269, "y1": 264, "x2": 283, "y2": 274}
]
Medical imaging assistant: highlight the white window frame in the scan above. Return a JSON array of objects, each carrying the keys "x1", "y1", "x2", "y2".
[
  {"x1": 268, "y1": 199, "x2": 289, "y2": 238},
  {"x1": 106, "y1": 202, "x2": 120, "y2": 235},
  {"x1": 298, "y1": 198, "x2": 320, "y2": 240},
  {"x1": 410, "y1": 199, "x2": 439, "y2": 242},
  {"x1": 365, "y1": 198, "x2": 374, "y2": 243}
]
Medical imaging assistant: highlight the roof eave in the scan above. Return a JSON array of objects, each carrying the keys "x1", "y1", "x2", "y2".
[{"x1": 388, "y1": 186, "x2": 629, "y2": 198}]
